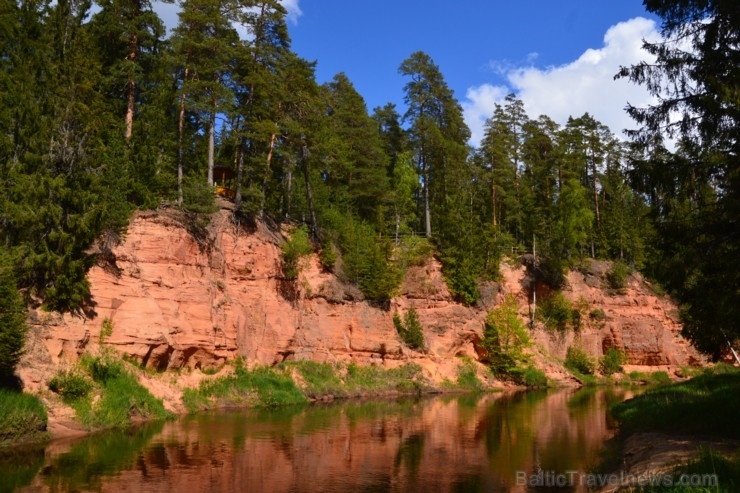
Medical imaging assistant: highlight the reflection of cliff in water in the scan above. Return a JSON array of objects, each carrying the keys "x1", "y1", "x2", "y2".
[{"x1": 10, "y1": 388, "x2": 637, "y2": 493}]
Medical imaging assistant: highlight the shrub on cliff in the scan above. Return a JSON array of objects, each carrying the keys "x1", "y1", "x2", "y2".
[
  {"x1": 599, "y1": 348, "x2": 627, "y2": 376},
  {"x1": 281, "y1": 225, "x2": 313, "y2": 280},
  {"x1": 606, "y1": 261, "x2": 631, "y2": 292},
  {"x1": 393, "y1": 307, "x2": 425, "y2": 351},
  {"x1": 565, "y1": 347, "x2": 595, "y2": 376},
  {"x1": 538, "y1": 292, "x2": 579, "y2": 332},
  {"x1": 483, "y1": 294, "x2": 531, "y2": 379}
]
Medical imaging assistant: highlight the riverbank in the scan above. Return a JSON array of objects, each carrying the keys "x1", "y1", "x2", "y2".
[
  {"x1": 5, "y1": 352, "x2": 511, "y2": 448},
  {"x1": 600, "y1": 364, "x2": 740, "y2": 492}
]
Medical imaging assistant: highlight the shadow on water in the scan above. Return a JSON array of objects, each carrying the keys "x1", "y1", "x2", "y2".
[{"x1": 2, "y1": 389, "x2": 638, "y2": 492}]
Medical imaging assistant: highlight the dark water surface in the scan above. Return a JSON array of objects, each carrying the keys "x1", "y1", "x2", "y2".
[{"x1": 2, "y1": 388, "x2": 637, "y2": 492}]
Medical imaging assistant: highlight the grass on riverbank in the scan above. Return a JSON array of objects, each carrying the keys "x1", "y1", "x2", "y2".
[
  {"x1": 289, "y1": 361, "x2": 432, "y2": 398},
  {"x1": 183, "y1": 360, "x2": 435, "y2": 412},
  {"x1": 183, "y1": 363, "x2": 307, "y2": 412},
  {"x1": 0, "y1": 390, "x2": 47, "y2": 446},
  {"x1": 48, "y1": 354, "x2": 171, "y2": 430},
  {"x1": 611, "y1": 364, "x2": 740, "y2": 439},
  {"x1": 630, "y1": 448, "x2": 740, "y2": 493}
]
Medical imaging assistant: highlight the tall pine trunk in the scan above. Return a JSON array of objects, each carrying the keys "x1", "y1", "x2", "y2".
[
  {"x1": 124, "y1": 33, "x2": 137, "y2": 140},
  {"x1": 177, "y1": 65, "x2": 190, "y2": 206},
  {"x1": 208, "y1": 103, "x2": 215, "y2": 186},
  {"x1": 301, "y1": 144, "x2": 317, "y2": 239},
  {"x1": 234, "y1": 138, "x2": 245, "y2": 212},
  {"x1": 260, "y1": 132, "x2": 277, "y2": 218}
]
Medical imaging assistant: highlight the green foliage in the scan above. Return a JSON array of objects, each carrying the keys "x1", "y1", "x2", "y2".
[
  {"x1": 0, "y1": 390, "x2": 47, "y2": 445},
  {"x1": 287, "y1": 361, "x2": 427, "y2": 398},
  {"x1": 565, "y1": 346, "x2": 595, "y2": 376},
  {"x1": 396, "y1": 236, "x2": 433, "y2": 269},
  {"x1": 182, "y1": 175, "x2": 219, "y2": 214},
  {"x1": 48, "y1": 370, "x2": 93, "y2": 401},
  {"x1": 538, "y1": 292, "x2": 578, "y2": 332},
  {"x1": 343, "y1": 362, "x2": 426, "y2": 395},
  {"x1": 393, "y1": 307, "x2": 425, "y2": 351},
  {"x1": 617, "y1": 0, "x2": 740, "y2": 359},
  {"x1": 628, "y1": 370, "x2": 673, "y2": 386},
  {"x1": 483, "y1": 294, "x2": 531, "y2": 380},
  {"x1": 599, "y1": 348, "x2": 627, "y2": 376},
  {"x1": 321, "y1": 210, "x2": 401, "y2": 301},
  {"x1": 99, "y1": 318, "x2": 113, "y2": 346},
  {"x1": 74, "y1": 367, "x2": 170, "y2": 430},
  {"x1": 0, "y1": 253, "x2": 27, "y2": 387},
  {"x1": 280, "y1": 225, "x2": 313, "y2": 280},
  {"x1": 589, "y1": 308, "x2": 607, "y2": 321},
  {"x1": 49, "y1": 356, "x2": 168, "y2": 429},
  {"x1": 86, "y1": 355, "x2": 124, "y2": 384},
  {"x1": 454, "y1": 358, "x2": 483, "y2": 391},
  {"x1": 318, "y1": 237, "x2": 337, "y2": 272},
  {"x1": 289, "y1": 360, "x2": 344, "y2": 397},
  {"x1": 612, "y1": 366, "x2": 740, "y2": 439},
  {"x1": 508, "y1": 365, "x2": 549, "y2": 389},
  {"x1": 182, "y1": 365, "x2": 307, "y2": 413},
  {"x1": 606, "y1": 261, "x2": 631, "y2": 291}
]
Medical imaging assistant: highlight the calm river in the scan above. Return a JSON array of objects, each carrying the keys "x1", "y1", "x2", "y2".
[{"x1": 2, "y1": 388, "x2": 636, "y2": 492}]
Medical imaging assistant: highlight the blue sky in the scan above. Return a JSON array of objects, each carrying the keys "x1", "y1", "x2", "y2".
[{"x1": 156, "y1": 1, "x2": 663, "y2": 146}]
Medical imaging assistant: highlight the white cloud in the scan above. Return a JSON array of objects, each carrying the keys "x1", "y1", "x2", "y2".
[
  {"x1": 463, "y1": 17, "x2": 662, "y2": 148},
  {"x1": 153, "y1": 0, "x2": 302, "y2": 35},
  {"x1": 281, "y1": 0, "x2": 303, "y2": 25}
]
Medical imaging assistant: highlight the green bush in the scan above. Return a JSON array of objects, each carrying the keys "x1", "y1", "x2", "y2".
[
  {"x1": 599, "y1": 348, "x2": 627, "y2": 376},
  {"x1": 455, "y1": 358, "x2": 483, "y2": 391},
  {"x1": 538, "y1": 292, "x2": 577, "y2": 332},
  {"x1": 393, "y1": 307, "x2": 425, "y2": 351},
  {"x1": 86, "y1": 355, "x2": 124, "y2": 384},
  {"x1": 397, "y1": 236, "x2": 434, "y2": 268},
  {"x1": 49, "y1": 356, "x2": 169, "y2": 430},
  {"x1": 509, "y1": 366, "x2": 549, "y2": 389},
  {"x1": 99, "y1": 318, "x2": 114, "y2": 345},
  {"x1": 565, "y1": 346, "x2": 595, "y2": 376},
  {"x1": 319, "y1": 209, "x2": 402, "y2": 302},
  {"x1": 589, "y1": 308, "x2": 607, "y2": 321},
  {"x1": 48, "y1": 370, "x2": 92, "y2": 401},
  {"x1": 606, "y1": 261, "x2": 631, "y2": 291},
  {"x1": 182, "y1": 174, "x2": 218, "y2": 214},
  {"x1": 0, "y1": 389, "x2": 47, "y2": 444},
  {"x1": 75, "y1": 369, "x2": 170, "y2": 429},
  {"x1": 281, "y1": 225, "x2": 313, "y2": 280},
  {"x1": 483, "y1": 294, "x2": 531, "y2": 379},
  {"x1": 318, "y1": 237, "x2": 337, "y2": 272}
]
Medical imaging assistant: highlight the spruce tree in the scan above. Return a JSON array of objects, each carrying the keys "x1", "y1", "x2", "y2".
[{"x1": 618, "y1": 0, "x2": 740, "y2": 357}]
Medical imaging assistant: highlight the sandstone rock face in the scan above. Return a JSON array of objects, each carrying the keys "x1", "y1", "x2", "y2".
[{"x1": 19, "y1": 208, "x2": 702, "y2": 392}]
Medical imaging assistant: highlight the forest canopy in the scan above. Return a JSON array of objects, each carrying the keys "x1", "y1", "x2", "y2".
[{"x1": 0, "y1": 0, "x2": 736, "y2": 358}]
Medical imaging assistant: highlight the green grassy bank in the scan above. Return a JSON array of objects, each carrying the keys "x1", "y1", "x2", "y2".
[
  {"x1": 609, "y1": 365, "x2": 740, "y2": 492},
  {"x1": 0, "y1": 390, "x2": 47, "y2": 447},
  {"x1": 182, "y1": 359, "x2": 485, "y2": 413}
]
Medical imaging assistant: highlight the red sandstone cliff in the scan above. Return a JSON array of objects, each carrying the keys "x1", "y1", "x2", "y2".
[{"x1": 17, "y1": 206, "x2": 703, "y2": 400}]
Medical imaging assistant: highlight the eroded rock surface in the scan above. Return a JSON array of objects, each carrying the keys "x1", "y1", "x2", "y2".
[{"x1": 18, "y1": 208, "x2": 703, "y2": 394}]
